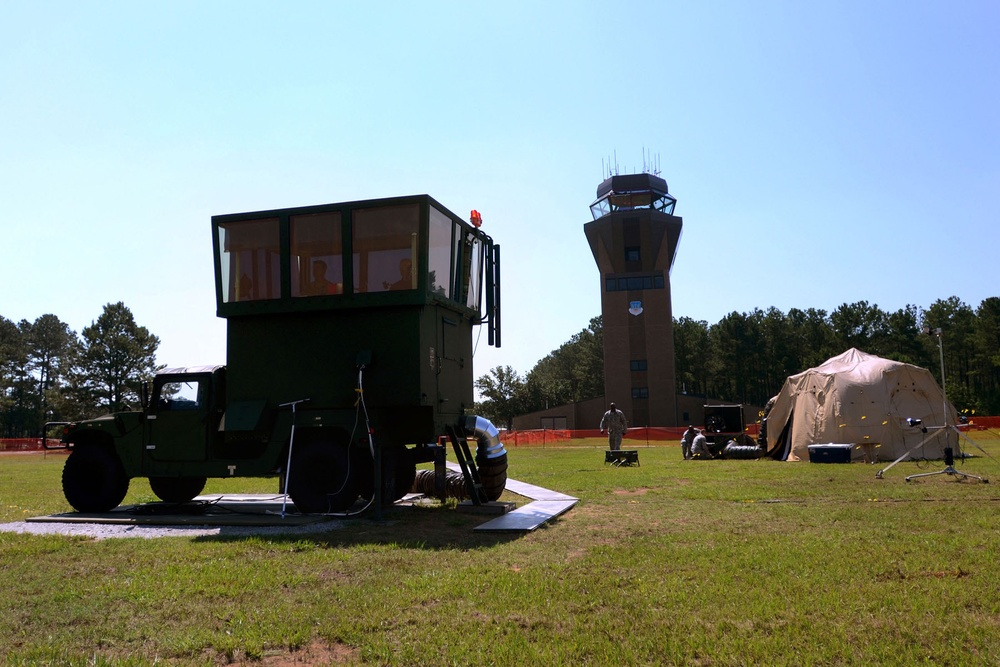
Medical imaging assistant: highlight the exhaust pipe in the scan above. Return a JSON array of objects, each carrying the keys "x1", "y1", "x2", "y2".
[
  {"x1": 464, "y1": 415, "x2": 507, "y2": 460},
  {"x1": 465, "y1": 415, "x2": 508, "y2": 501},
  {"x1": 412, "y1": 415, "x2": 509, "y2": 501}
]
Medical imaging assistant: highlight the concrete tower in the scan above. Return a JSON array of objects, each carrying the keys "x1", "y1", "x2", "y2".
[{"x1": 584, "y1": 173, "x2": 683, "y2": 427}]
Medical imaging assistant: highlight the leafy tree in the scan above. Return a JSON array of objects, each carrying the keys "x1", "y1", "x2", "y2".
[
  {"x1": 830, "y1": 301, "x2": 889, "y2": 354},
  {"x1": 25, "y1": 314, "x2": 76, "y2": 427},
  {"x1": 0, "y1": 316, "x2": 30, "y2": 436},
  {"x1": 69, "y1": 302, "x2": 160, "y2": 414},
  {"x1": 785, "y1": 307, "x2": 836, "y2": 370},
  {"x1": 710, "y1": 311, "x2": 758, "y2": 404},
  {"x1": 474, "y1": 365, "x2": 525, "y2": 430},
  {"x1": 882, "y1": 305, "x2": 928, "y2": 366},
  {"x1": 971, "y1": 297, "x2": 1000, "y2": 413},
  {"x1": 523, "y1": 316, "x2": 604, "y2": 410},
  {"x1": 673, "y1": 316, "x2": 711, "y2": 397},
  {"x1": 922, "y1": 297, "x2": 977, "y2": 399},
  {"x1": 489, "y1": 295, "x2": 1000, "y2": 422}
]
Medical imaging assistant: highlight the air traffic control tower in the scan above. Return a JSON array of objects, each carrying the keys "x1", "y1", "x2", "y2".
[{"x1": 585, "y1": 173, "x2": 682, "y2": 427}]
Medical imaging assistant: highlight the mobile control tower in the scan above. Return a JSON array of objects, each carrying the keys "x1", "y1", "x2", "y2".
[{"x1": 50, "y1": 195, "x2": 507, "y2": 514}]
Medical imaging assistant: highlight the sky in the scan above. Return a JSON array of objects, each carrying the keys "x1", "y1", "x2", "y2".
[{"x1": 2, "y1": 1, "x2": 998, "y2": 384}]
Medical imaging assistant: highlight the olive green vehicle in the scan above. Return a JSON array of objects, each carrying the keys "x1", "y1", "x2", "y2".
[{"x1": 48, "y1": 195, "x2": 507, "y2": 514}]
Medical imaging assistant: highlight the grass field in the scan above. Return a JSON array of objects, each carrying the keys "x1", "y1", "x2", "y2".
[{"x1": 1, "y1": 437, "x2": 999, "y2": 666}]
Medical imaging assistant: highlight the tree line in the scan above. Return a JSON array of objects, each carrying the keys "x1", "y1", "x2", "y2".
[
  {"x1": 475, "y1": 296, "x2": 1000, "y2": 428},
  {"x1": 0, "y1": 303, "x2": 159, "y2": 438}
]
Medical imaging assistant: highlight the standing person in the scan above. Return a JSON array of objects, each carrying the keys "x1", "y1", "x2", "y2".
[
  {"x1": 690, "y1": 428, "x2": 713, "y2": 459},
  {"x1": 600, "y1": 402, "x2": 629, "y2": 451},
  {"x1": 681, "y1": 425, "x2": 697, "y2": 460}
]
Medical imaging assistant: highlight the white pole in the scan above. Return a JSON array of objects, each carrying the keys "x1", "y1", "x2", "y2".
[
  {"x1": 937, "y1": 331, "x2": 947, "y2": 425},
  {"x1": 279, "y1": 398, "x2": 310, "y2": 518}
]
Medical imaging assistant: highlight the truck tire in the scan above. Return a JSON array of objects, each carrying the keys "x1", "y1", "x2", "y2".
[
  {"x1": 149, "y1": 476, "x2": 208, "y2": 503},
  {"x1": 356, "y1": 445, "x2": 416, "y2": 505},
  {"x1": 387, "y1": 449, "x2": 416, "y2": 504},
  {"x1": 62, "y1": 445, "x2": 130, "y2": 513},
  {"x1": 288, "y1": 441, "x2": 358, "y2": 513}
]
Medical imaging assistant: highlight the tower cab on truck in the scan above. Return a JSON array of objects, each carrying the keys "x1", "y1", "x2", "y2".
[{"x1": 48, "y1": 194, "x2": 506, "y2": 514}]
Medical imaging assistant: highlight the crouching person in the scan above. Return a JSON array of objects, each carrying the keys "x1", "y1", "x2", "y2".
[{"x1": 689, "y1": 428, "x2": 714, "y2": 459}]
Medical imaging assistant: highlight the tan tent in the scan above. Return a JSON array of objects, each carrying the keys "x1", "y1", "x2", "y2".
[{"x1": 763, "y1": 348, "x2": 957, "y2": 462}]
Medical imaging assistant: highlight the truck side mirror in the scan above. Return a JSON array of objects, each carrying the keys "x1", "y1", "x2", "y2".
[{"x1": 141, "y1": 382, "x2": 150, "y2": 411}]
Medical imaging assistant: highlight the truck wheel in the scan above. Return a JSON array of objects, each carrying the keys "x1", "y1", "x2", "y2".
[
  {"x1": 288, "y1": 441, "x2": 358, "y2": 513},
  {"x1": 388, "y1": 449, "x2": 417, "y2": 503},
  {"x1": 62, "y1": 446, "x2": 130, "y2": 513},
  {"x1": 356, "y1": 446, "x2": 416, "y2": 505},
  {"x1": 149, "y1": 476, "x2": 207, "y2": 503}
]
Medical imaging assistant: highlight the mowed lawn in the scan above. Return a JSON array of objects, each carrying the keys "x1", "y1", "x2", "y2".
[{"x1": 1, "y1": 436, "x2": 999, "y2": 666}]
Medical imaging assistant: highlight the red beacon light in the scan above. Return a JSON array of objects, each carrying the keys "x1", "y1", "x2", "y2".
[{"x1": 470, "y1": 209, "x2": 482, "y2": 228}]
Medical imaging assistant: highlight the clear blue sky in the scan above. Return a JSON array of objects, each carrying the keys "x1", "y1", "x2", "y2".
[{"x1": 2, "y1": 1, "x2": 997, "y2": 382}]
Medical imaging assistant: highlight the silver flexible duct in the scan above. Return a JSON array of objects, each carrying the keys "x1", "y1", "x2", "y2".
[{"x1": 463, "y1": 415, "x2": 507, "y2": 459}]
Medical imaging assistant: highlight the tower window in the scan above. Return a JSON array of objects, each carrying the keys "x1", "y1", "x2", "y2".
[
  {"x1": 625, "y1": 247, "x2": 641, "y2": 262},
  {"x1": 632, "y1": 387, "x2": 649, "y2": 399},
  {"x1": 630, "y1": 360, "x2": 647, "y2": 371},
  {"x1": 604, "y1": 272, "x2": 665, "y2": 292}
]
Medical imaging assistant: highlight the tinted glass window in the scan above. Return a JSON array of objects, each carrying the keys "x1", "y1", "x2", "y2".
[
  {"x1": 352, "y1": 204, "x2": 420, "y2": 294},
  {"x1": 428, "y1": 207, "x2": 452, "y2": 298},
  {"x1": 291, "y1": 212, "x2": 343, "y2": 297},
  {"x1": 158, "y1": 380, "x2": 203, "y2": 410},
  {"x1": 217, "y1": 219, "x2": 281, "y2": 303}
]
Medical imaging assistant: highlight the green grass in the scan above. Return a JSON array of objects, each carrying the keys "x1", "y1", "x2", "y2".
[{"x1": 2, "y1": 439, "x2": 1000, "y2": 666}]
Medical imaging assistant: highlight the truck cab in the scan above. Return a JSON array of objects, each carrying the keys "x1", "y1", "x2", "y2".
[{"x1": 144, "y1": 367, "x2": 225, "y2": 467}]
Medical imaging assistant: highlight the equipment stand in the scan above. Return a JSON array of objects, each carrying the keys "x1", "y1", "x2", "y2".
[
  {"x1": 878, "y1": 329, "x2": 988, "y2": 483},
  {"x1": 279, "y1": 398, "x2": 311, "y2": 517},
  {"x1": 906, "y1": 446, "x2": 986, "y2": 483}
]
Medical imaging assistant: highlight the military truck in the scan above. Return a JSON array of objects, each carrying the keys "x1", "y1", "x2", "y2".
[{"x1": 47, "y1": 194, "x2": 507, "y2": 514}]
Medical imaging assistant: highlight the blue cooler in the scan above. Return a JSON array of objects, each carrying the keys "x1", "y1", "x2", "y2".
[{"x1": 807, "y1": 443, "x2": 853, "y2": 463}]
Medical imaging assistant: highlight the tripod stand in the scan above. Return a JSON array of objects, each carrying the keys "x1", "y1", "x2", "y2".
[
  {"x1": 875, "y1": 421, "x2": 989, "y2": 483},
  {"x1": 875, "y1": 326, "x2": 989, "y2": 483},
  {"x1": 905, "y1": 442, "x2": 985, "y2": 483}
]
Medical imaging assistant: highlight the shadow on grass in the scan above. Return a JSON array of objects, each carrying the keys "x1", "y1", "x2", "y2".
[{"x1": 192, "y1": 502, "x2": 529, "y2": 550}]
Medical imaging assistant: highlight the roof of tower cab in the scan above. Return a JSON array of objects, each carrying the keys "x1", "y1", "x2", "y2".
[
  {"x1": 590, "y1": 173, "x2": 677, "y2": 220},
  {"x1": 595, "y1": 173, "x2": 670, "y2": 199}
]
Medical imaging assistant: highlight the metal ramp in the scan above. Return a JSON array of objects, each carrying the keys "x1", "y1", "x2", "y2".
[{"x1": 446, "y1": 462, "x2": 578, "y2": 532}]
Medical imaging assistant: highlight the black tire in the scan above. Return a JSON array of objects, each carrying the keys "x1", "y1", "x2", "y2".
[
  {"x1": 287, "y1": 441, "x2": 358, "y2": 513},
  {"x1": 148, "y1": 476, "x2": 207, "y2": 503},
  {"x1": 356, "y1": 445, "x2": 416, "y2": 505},
  {"x1": 62, "y1": 445, "x2": 130, "y2": 513},
  {"x1": 388, "y1": 448, "x2": 417, "y2": 503}
]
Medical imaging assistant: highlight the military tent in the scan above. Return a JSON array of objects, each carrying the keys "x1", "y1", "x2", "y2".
[{"x1": 763, "y1": 348, "x2": 957, "y2": 462}]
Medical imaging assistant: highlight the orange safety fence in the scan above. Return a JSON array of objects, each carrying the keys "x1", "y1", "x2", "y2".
[
  {"x1": 501, "y1": 427, "x2": 722, "y2": 447},
  {"x1": 2, "y1": 417, "x2": 997, "y2": 452},
  {"x1": 0, "y1": 438, "x2": 47, "y2": 452},
  {"x1": 498, "y1": 419, "x2": 1000, "y2": 447},
  {"x1": 964, "y1": 416, "x2": 1000, "y2": 430}
]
